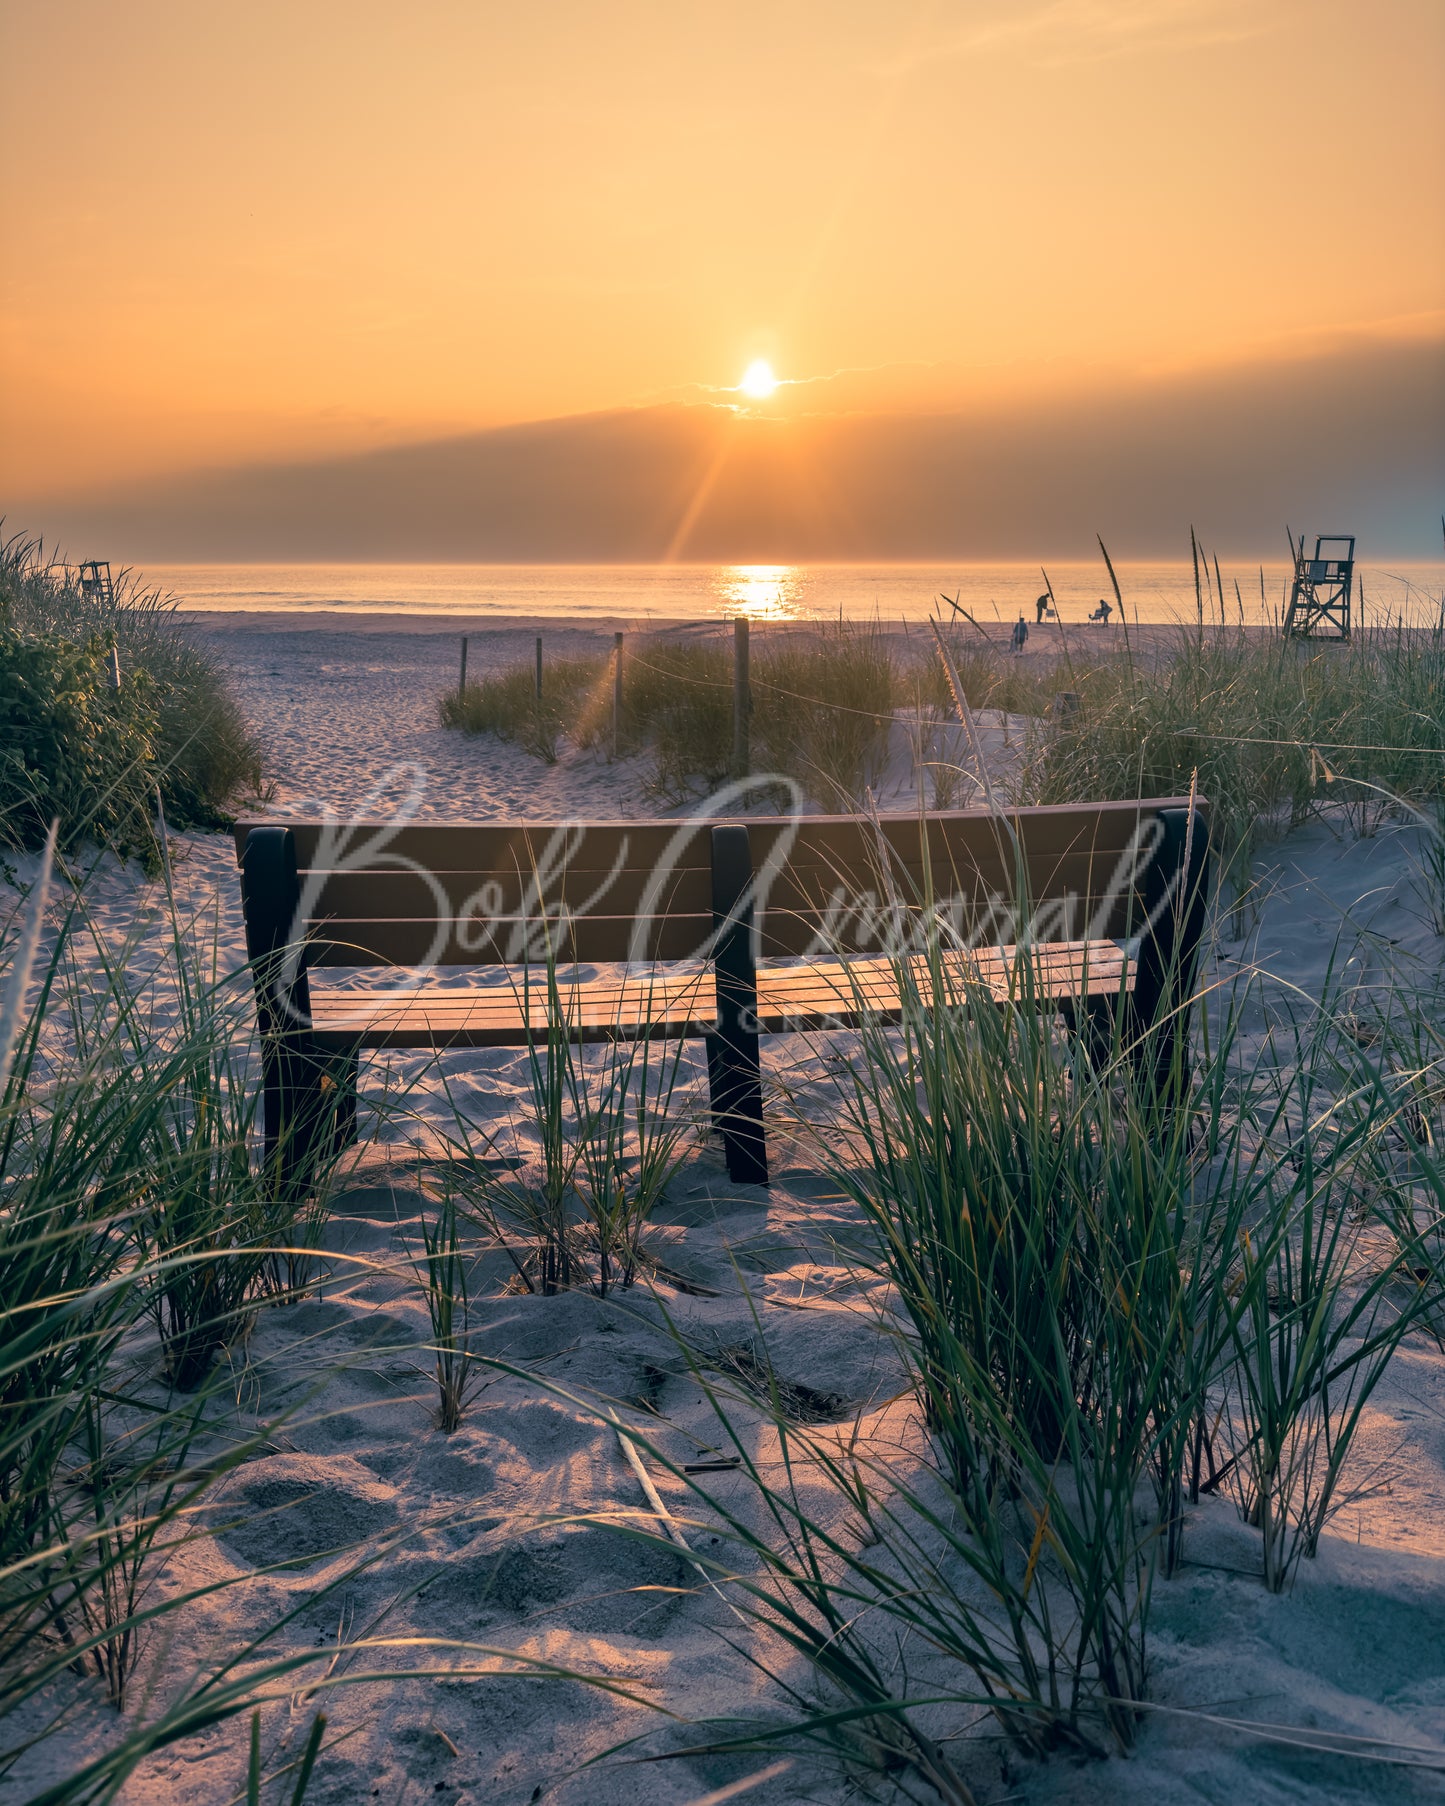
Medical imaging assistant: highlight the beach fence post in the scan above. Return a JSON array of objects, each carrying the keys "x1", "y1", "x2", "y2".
[
  {"x1": 457, "y1": 636, "x2": 468, "y2": 698},
  {"x1": 535, "y1": 636, "x2": 543, "y2": 699},
  {"x1": 612, "y1": 631, "x2": 624, "y2": 760},
  {"x1": 107, "y1": 644, "x2": 121, "y2": 692},
  {"x1": 732, "y1": 618, "x2": 750, "y2": 778}
]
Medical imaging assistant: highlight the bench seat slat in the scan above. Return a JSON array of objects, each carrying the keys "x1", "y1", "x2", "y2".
[
  {"x1": 752, "y1": 945, "x2": 1129, "y2": 1030},
  {"x1": 304, "y1": 941, "x2": 1133, "y2": 1049}
]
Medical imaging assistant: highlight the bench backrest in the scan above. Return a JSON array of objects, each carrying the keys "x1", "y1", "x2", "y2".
[{"x1": 234, "y1": 798, "x2": 1202, "y2": 967}]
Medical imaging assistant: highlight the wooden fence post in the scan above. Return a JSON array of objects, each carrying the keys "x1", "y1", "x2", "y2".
[
  {"x1": 458, "y1": 635, "x2": 468, "y2": 698},
  {"x1": 612, "y1": 631, "x2": 624, "y2": 760},
  {"x1": 535, "y1": 636, "x2": 543, "y2": 699},
  {"x1": 732, "y1": 618, "x2": 750, "y2": 779}
]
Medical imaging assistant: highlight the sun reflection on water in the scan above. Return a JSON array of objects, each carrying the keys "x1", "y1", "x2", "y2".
[{"x1": 712, "y1": 565, "x2": 805, "y2": 619}]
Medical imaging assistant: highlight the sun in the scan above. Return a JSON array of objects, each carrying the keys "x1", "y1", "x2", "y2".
[{"x1": 739, "y1": 358, "x2": 778, "y2": 399}]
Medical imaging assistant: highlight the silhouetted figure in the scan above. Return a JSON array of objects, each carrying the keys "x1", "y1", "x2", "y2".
[
  {"x1": 1035, "y1": 592, "x2": 1053, "y2": 624},
  {"x1": 1089, "y1": 597, "x2": 1113, "y2": 624},
  {"x1": 1011, "y1": 614, "x2": 1029, "y2": 653}
]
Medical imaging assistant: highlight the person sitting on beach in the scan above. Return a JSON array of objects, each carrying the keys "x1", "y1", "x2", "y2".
[
  {"x1": 1011, "y1": 614, "x2": 1029, "y2": 652},
  {"x1": 1035, "y1": 592, "x2": 1053, "y2": 624},
  {"x1": 1089, "y1": 597, "x2": 1113, "y2": 624}
]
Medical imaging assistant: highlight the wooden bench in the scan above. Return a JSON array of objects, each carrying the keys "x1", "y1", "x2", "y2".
[{"x1": 235, "y1": 798, "x2": 1210, "y2": 1191}]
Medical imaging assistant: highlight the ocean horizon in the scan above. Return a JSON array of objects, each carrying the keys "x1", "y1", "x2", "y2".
[{"x1": 144, "y1": 557, "x2": 1445, "y2": 627}]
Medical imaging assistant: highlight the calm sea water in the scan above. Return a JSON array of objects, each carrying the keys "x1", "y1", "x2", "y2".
[{"x1": 147, "y1": 560, "x2": 1445, "y2": 627}]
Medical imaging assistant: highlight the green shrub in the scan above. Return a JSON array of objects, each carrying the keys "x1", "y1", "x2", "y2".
[
  {"x1": 0, "y1": 626, "x2": 161, "y2": 855},
  {"x1": 0, "y1": 531, "x2": 265, "y2": 853}
]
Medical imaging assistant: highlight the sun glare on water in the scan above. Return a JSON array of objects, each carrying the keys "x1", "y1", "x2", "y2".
[
  {"x1": 739, "y1": 359, "x2": 778, "y2": 398},
  {"x1": 715, "y1": 565, "x2": 803, "y2": 619}
]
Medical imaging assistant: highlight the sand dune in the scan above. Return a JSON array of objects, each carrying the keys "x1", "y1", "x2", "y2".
[{"x1": 6, "y1": 627, "x2": 1445, "y2": 1805}]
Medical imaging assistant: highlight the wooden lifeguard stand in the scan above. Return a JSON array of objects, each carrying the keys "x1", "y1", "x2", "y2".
[
  {"x1": 1282, "y1": 534, "x2": 1354, "y2": 641},
  {"x1": 79, "y1": 560, "x2": 115, "y2": 605}
]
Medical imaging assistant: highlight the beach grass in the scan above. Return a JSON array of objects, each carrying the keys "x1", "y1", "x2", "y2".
[
  {"x1": 602, "y1": 885, "x2": 1443, "y2": 1794},
  {"x1": 438, "y1": 653, "x2": 605, "y2": 764},
  {"x1": 0, "y1": 532, "x2": 265, "y2": 857},
  {"x1": 9, "y1": 571, "x2": 1445, "y2": 1796},
  {"x1": 437, "y1": 944, "x2": 697, "y2": 1298},
  {"x1": 438, "y1": 612, "x2": 1445, "y2": 843},
  {"x1": 440, "y1": 621, "x2": 897, "y2": 803},
  {"x1": 0, "y1": 855, "x2": 277, "y2": 1733},
  {"x1": 7, "y1": 805, "x2": 1444, "y2": 1800},
  {"x1": 1015, "y1": 621, "x2": 1445, "y2": 861},
  {"x1": 0, "y1": 856, "x2": 545, "y2": 1801}
]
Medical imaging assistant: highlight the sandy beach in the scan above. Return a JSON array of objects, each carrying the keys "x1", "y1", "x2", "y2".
[
  {"x1": 188, "y1": 612, "x2": 1270, "y2": 822},
  {"x1": 12, "y1": 1, "x2": 1442, "y2": 1795},
  {"x1": 188, "y1": 614, "x2": 1022, "y2": 821},
  {"x1": 6, "y1": 615, "x2": 1445, "y2": 1806}
]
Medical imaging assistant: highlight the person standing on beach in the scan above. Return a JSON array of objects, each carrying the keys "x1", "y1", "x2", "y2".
[
  {"x1": 1035, "y1": 592, "x2": 1052, "y2": 624},
  {"x1": 1089, "y1": 597, "x2": 1113, "y2": 624},
  {"x1": 1012, "y1": 614, "x2": 1029, "y2": 653}
]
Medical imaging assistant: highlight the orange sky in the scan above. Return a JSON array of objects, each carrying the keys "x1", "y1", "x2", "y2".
[{"x1": 3, "y1": 0, "x2": 1442, "y2": 503}]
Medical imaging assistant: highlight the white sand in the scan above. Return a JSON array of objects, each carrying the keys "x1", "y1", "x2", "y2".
[{"x1": 5, "y1": 623, "x2": 1445, "y2": 1804}]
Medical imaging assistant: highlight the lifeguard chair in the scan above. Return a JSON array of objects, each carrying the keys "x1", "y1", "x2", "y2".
[
  {"x1": 79, "y1": 560, "x2": 115, "y2": 605},
  {"x1": 1283, "y1": 534, "x2": 1354, "y2": 641}
]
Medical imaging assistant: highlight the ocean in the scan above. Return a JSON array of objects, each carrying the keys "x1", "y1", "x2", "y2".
[{"x1": 145, "y1": 559, "x2": 1445, "y2": 627}]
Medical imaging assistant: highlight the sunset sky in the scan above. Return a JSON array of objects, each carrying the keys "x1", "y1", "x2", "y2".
[{"x1": 3, "y1": 0, "x2": 1442, "y2": 550}]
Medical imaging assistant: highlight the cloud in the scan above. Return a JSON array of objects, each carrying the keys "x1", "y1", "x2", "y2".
[
  {"x1": 33, "y1": 332, "x2": 1443, "y2": 563},
  {"x1": 884, "y1": 0, "x2": 1270, "y2": 73}
]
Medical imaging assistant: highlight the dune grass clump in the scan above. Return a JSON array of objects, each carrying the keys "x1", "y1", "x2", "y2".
[
  {"x1": 439, "y1": 653, "x2": 608, "y2": 763},
  {"x1": 0, "y1": 857, "x2": 614, "y2": 1800},
  {"x1": 610, "y1": 640, "x2": 735, "y2": 794},
  {"x1": 0, "y1": 850, "x2": 423, "y2": 1798},
  {"x1": 751, "y1": 622, "x2": 896, "y2": 805},
  {"x1": 914, "y1": 626, "x2": 1067, "y2": 718},
  {"x1": 442, "y1": 952, "x2": 695, "y2": 1298},
  {"x1": 414, "y1": 1184, "x2": 482, "y2": 1433},
  {"x1": 592, "y1": 862, "x2": 1443, "y2": 1796},
  {"x1": 0, "y1": 855, "x2": 288, "y2": 1731},
  {"x1": 440, "y1": 621, "x2": 897, "y2": 803},
  {"x1": 1018, "y1": 623, "x2": 1445, "y2": 858},
  {"x1": 0, "y1": 532, "x2": 265, "y2": 855},
  {"x1": 616, "y1": 621, "x2": 897, "y2": 802}
]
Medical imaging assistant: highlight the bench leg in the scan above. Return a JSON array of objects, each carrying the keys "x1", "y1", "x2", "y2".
[
  {"x1": 263, "y1": 1037, "x2": 354, "y2": 1198},
  {"x1": 710, "y1": 822, "x2": 769, "y2": 1187},
  {"x1": 707, "y1": 1022, "x2": 768, "y2": 1187},
  {"x1": 1061, "y1": 994, "x2": 1117, "y2": 1070},
  {"x1": 705, "y1": 1031, "x2": 725, "y2": 1135},
  {"x1": 260, "y1": 1031, "x2": 285, "y2": 1176},
  {"x1": 325, "y1": 1047, "x2": 360, "y2": 1153},
  {"x1": 1129, "y1": 806, "x2": 1211, "y2": 1105}
]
